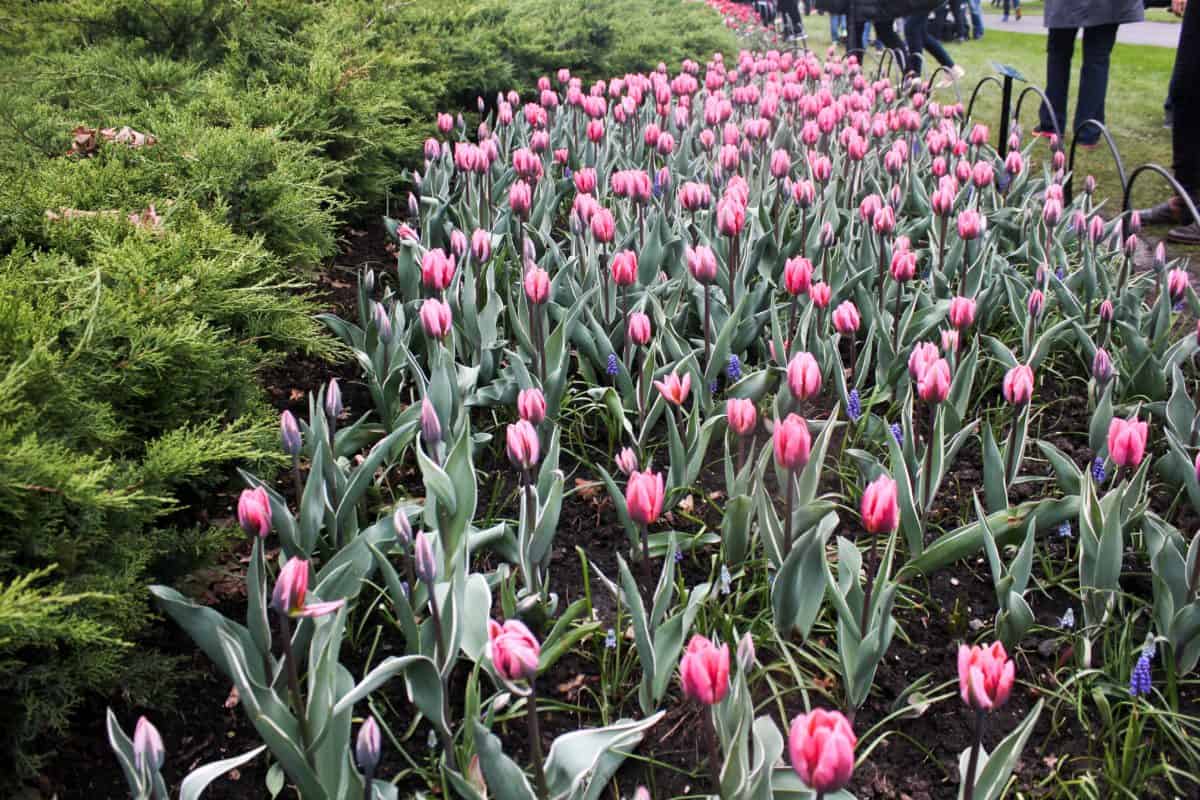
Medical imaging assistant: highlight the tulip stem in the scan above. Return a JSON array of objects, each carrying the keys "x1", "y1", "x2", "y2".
[
  {"x1": 290, "y1": 455, "x2": 303, "y2": 508},
  {"x1": 526, "y1": 684, "x2": 550, "y2": 800},
  {"x1": 362, "y1": 767, "x2": 374, "y2": 800},
  {"x1": 963, "y1": 708, "x2": 986, "y2": 800},
  {"x1": 938, "y1": 216, "x2": 948, "y2": 282},
  {"x1": 923, "y1": 403, "x2": 938, "y2": 512},
  {"x1": 277, "y1": 613, "x2": 312, "y2": 755},
  {"x1": 892, "y1": 282, "x2": 903, "y2": 344},
  {"x1": 640, "y1": 522, "x2": 652, "y2": 590},
  {"x1": 704, "y1": 283, "x2": 712, "y2": 369},
  {"x1": 728, "y1": 233, "x2": 739, "y2": 313},
  {"x1": 701, "y1": 704, "x2": 723, "y2": 795},
  {"x1": 783, "y1": 469, "x2": 796, "y2": 556},
  {"x1": 859, "y1": 531, "x2": 879, "y2": 638},
  {"x1": 426, "y1": 576, "x2": 448, "y2": 676},
  {"x1": 1004, "y1": 407, "x2": 1022, "y2": 488}
]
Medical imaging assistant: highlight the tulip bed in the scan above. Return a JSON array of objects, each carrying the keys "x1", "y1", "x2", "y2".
[{"x1": 106, "y1": 25, "x2": 1200, "y2": 800}]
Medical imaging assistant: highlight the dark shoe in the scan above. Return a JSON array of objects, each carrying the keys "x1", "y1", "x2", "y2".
[
  {"x1": 1076, "y1": 140, "x2": 1100, "y2": 151},
  {"x1": 1138, "y1": 197, "x2": 1192, "y2": 227},
  {"x1": 1168, "y1": 222, "x2": 1200, "y2": 244}
]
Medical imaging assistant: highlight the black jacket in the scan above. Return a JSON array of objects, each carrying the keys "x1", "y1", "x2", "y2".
[{"x1": 815, "y1": 0, "x2": 939, "y2": 18}]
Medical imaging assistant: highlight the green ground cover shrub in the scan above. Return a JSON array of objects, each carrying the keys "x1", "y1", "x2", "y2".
[{"x1": 0, "y1": 0, "x2": 735, "y2": 784}]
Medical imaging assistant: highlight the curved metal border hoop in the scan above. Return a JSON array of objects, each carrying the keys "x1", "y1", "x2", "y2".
[
  {"x1": 1122, "y1": 163, "x2": 1200, "y2": 223},
  {"x1": 872, "y1": 47, "x2": 907, "y2": 83},
  {"x1": 1012, "y1": 84, "x2": 1061, "y2": 140},
  {"x1": 964, "y1": 76, "x2": 1003, "y2": 123},
  {"x1": 1066, "y1": 120, "x2": 1127, "y2": 206},
  {"x1": 924, "y1": 65, "x2": 965, "y2": 105}
]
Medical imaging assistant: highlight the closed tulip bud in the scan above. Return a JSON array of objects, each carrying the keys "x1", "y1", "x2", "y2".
[
  {"x1": 918, "y1": 358, "x2": 951, "y2": 403},
  {"x1": 517, "y1": 388, "x2": 546, "y2": 425},
  {"x1": 832, "y1": 300, "x2": 860, "y2": 334},
  {"x1": 610, "y1": 251, "x2": 638, "y2": 286},
  {"x1": 325, "y1": 379, "x2": 343, "y2": 423},
  {"x1": 1107, "y1": 415, "x2": 1148, "y2": 468},
  {"x1": 487, "y1": 619, "x2": 541, "y2": 682},
  {"x1": 627, "y1": 312, "x2": 652, "y2": 346},
  {"x1": 971, "y1": 161, "x2": 994, "y2": 189},
  {"x1": 1043, "y1": 197, "x2": 1063, "y2": 226},
  {"x1": 819, "y1": 221, "x2": 836, "y2": 247},
  {"x1": 1004, "y1": 150, "x2": 1024, "y2": 176},
  {"x1": 861, "y1": 474, "x2": 899, "y2": 534},
  {"x1": 626, "y1": 470, "x2": 665, "y2": 526},
  {"x1": 686, "y1": 245, "x2": 718, "y2": 284},
  {"x1": 414, "y1": 532, "x2": 437, "y2": 584},
  {"x1": 590, "y1": 208, "x2": 615, "y2": 243},
  {"x1": 1129, "y1": 210, "x2": 1142, "y2": 234},
  {"x1": 449, "y1": 229, "x2": 468, "y2": 258},
  {"x1": 792, "y1": 179, "x2": 816, "y2": 209},
  {"x1": 908, "y1": 341, "x2": 940, "y2": 380},
  {"x1": 969, "y1": 123, "x2": 989, "y2": 146},
  {"x1": 523, "y1": 236, "x2": 536, "y2": 266},
  {"x1": 679, "y1": 634, "x2": 731, "y2": 705},
  {"x1": 680, "y1": 181, "x2": 712, "y2": 211},
  {"x1": 788, "y1": 709, "x2": 856, "y2": 794},
  {"x1": 506, "y1": 419, "x2": 541, "y2": 470},
  {"x1": 941, "y1": 328, "x2": 960, "y2": 354},
  {"x1": 133, "y1": 717, "x2": 165, "y2": 772},
  {"x1": 393, "y1": 508, "x2": 412, "y2": 545},
  {"x1": 1088, "y1": 214, "x2": 1105, "y2": 244},
  {"x1": 1027, "y1": 289, "x2": 1044, "y2": 318},
  {"x1": 280, "y1": 410, "x2": 301, "y2": 457},
  {"x1": 408, "y1": 191, "x2": 420, "y2": 220},
  {"x1": 726, "y1": 397, "x2": 757, "y2": 436},
  {"x1": 1194, "y1": 451, "x2": 1200, "y2": 485},
  {"x1": 787, "y1": 351, "x2": 822, "y2": 401},
  {"x1": 1098, "y1": 299, "x2": 1114, "y2": 323},
  {"x1": 1053, "y1": 149, "x2": 1065, "y2": 171},
  {"x1": 237, "y1": 486, "x2": 272, "y2": 538},
  {"x1": 509, "y1": 180, "x2": 532, "y2": 217},
  {"x1": 420, "y1": 397, "x2": 441, "y2": 445},
  {"x1": 654, "y1": 371, "x2": 691, "y2": 406},
  {"x1": 737, "y1": 631, "x2": 756, "y2": 672},
  {"x1": 956, "y1": 209, "x2": 985, "y2": 240},
  {"x1": 784, "y1": 256, "x2": 813, "y2": 295},
  {"x1": 809, "y1": 281, "x2": 831, "y2": 309},
  {"x1": 770, "y1": 148, "x2": 791, "y2": 179},
  {"x1": 717, "y1": 197, "x2": 746, "y2": 237},
  {"x1": 371, "y1": 302, "x2": 393, "y2": 343},
  {"x1": 1168, "y1": 268, "x2": 1190, "y2": 302},
  {"x1": 1002, "y1": 364, "x2": 1035, "y2": 406},
  {"x1": 419, "y1": 298, "x2": 453, "y2": 339},
  {"x1": 471, "y1": 229, "x2": 492, "y2": 263},
  {"x1": 1084, "y1": 174, "x2": 1097, "y2": 195},
  {"x1": 355, "y1": 716, "x2": 382, "y2": 776},
  {"x1": 872, "y1": 205, "x2": 896, "y2": 235},
  {"x1": 524, "y1": 267, "x2": 550, "y2": 305},
  {"x1": 273, "y1": 557, "x2": 344, "y2": 618},
  {"x1": 958, "y1": 642, "x2": 1015, "y2": 711},
  {"x1": 1092, "y1": 347, "x2": 1113, "y2": 384},
  {"x1": 1155, "y1": 241, "x2": 1168, "y2": 272},
  {"x1": 858, "y1": 194, "x2": 882, "y2": 222},
  {"x1": 773, "y1": 413, "x2": 812, "y2": 470},
  {"x1": 615, "y1": 447, "x2": 638, "y2": 475},
  {"x1": 890, "y1": 248, "x2": 917, "y2": 282},
  {"x1": 574, "y1": 168, "x2": 597, "y2": 194}
]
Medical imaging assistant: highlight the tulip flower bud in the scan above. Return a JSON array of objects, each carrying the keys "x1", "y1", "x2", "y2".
[
  {"x1": 789, "y1": 709, "x2": 856, "y2": 794},
  {"x1": 1092, "y1": 347, "x2": 1113, "y2": 385},
  {"x1": 956, "y1": 209, "x2": 984, "y2": 240},
  {"x1": 627, "y1": 312, "x2": 652, "y2": 346},
  {"x1": 686, "y1": 245, "x2": 718, "y2": 284},
  {"x1": 1107, "y1": 415, "x2": 1148, "y2": 468},
  {"x1": 726, "y1": 397, "x2": 757, "y2": 437},
  {"x1": 958, "y1": 642, "x2": 1015, "y2": 711},
  {"x1": 832, "y1": 300, "x2": 861, "y2": 334},
  {"x1": 509, "y1": 180, "x2": 532, "y2": 218},
  {"x1": 487, "y1": 619, "x2": 541, "y2": 682},
  {"x1": 237, "y1": 486, "x2": 272, "y2": 538},
  {"x1": 524, "y1": 267, "x2": 550, "y2": 305},
  {"x1": 419, "y1": 298, "x2": 453, "y2": 339},
  {"x1": 948, "y1": 296, "x2": 976, "y2": 330},
  {"x1": 773, "y1": 413, "x2": 812, "y2": 470},
  {"x1": 819, "y1": 221, "x2": 836, "y2": 247},
  {"x1": 861, "y1": 474, "x2": 899, "y2": 534},
  {"x1": 1002, "y1": 364, "x2": 1035, "y2": 406},
  {"x1": 414, "y1": 532, "x2": 437, "y2": 584},
  {"x1": 1168, "y1": 268, "x2": 1190, "y2": 303},
  {"x1": 941, "y1": 328, "x2": 959, "y2": 354},
  {"x1": 471, "y1": 229, "x2": 492, "y2": 263},
  {"x1": 615, "y1": 447, "x2": 638, "y2": 475},
  {"x1": 506, "y1": 419, "x2": 541, "y2": 470},
  {"x1": 679, "y1": 634, "x2": 731, "y2": 705},
  {"x1": 420, "y1": 397, "x2": 442, "y2": 445},
  {"x1": 918, "y1": 358, "x2": 951, "y2": 403},
  {"x1": 626, "y1": 470, "x2": 666, "y2": 526},
  {"x1": 787, "y1": 352, "x2": 822, "y2": 401},
  {"x1": 809, "y1": 281, "x2": 831, "y2": 309},
  {"x1": 325, "y1": 379, "x2": 343, "y2": 424},
  {"x1": 737, "y1": 631, "x2": 756, "y2": 672},
  {"x1": 517, "y1": 388, "x2": 546, "y2": 425},
  {"x1": 393, "y1": 507, "x2": 412, "y2": 545},
  {"x1": 784, "y1": 256, "x2": 813, "y2": 295},
  {"x1": 280, "y1": 410, "x2": 301, "y2": 457},
  {"x1": 1027, "y1": 289, "x2": 1044, "y2": 318},
  {"x1": 1098, "y1": 299, "x2": 1114, "y2": 323},
  {"x1": 271, "y1": 557, "x2": 345, "y2": 618},
  {"x1": 133, "y1": 717, "x2": 165, "y2": 772},
  {"x1": 372, "y1": 301, "x2": 393, "y2": 343},
  {"x1": 356, "y1": 716, "x2": 382, "y2": 776}
]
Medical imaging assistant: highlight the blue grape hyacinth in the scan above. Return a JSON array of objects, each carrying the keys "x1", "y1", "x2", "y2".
[
  {"x1": 1092, "y1": 457, "x2": 1107, "y2": 484},
  {"x1": 727, "y1": 354, "x2": 742, "y2": 381},
  {"x1": 606, "y1": 352, "x2": 619, "y2": 376},
  {"x1": 890, "y1": 422, "x2": 904, "y2": 446},
  {"x1": 1130, "y1": 643, "x2": 1154, "y2": 697},
  {"x1": 847, "y1": 388, "x2": 861, "y2": 422}
]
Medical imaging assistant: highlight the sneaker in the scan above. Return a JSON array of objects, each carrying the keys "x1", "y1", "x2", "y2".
[
  {"x1": 1168, "y1": 222, "x2": 1200, "y2": 244},
  {"x1": 936, "y1": 65, "x2": 966, "y2": 88},
  {"x1": 1138, "y1": 197, "x2": 1193, "y2": 227},
  {"x1": 1002, "y1": 14, "x2": 1009, "y2": 21}
]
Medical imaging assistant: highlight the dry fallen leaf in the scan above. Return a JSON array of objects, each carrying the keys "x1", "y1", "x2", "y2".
[
  {"x1": 676, "y1": 494, "x2": 694, "y2": 513},
  {"x1": 289, "y1": 388, "x2": 305, "y2": 402},
  {"x1": 556, "y1": 674, "x2": 586, "y2": 695},
  {"x1": 224, "y1": 685, "x2": 240, "y2": 709}
]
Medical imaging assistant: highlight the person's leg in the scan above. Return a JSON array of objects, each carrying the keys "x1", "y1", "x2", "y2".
[
  {"x1": 969, "y1": 0, "x2": 985, "y2": 38},
  {"x1": 904, "y1": 14, "x2": 925, "y2": 75},
  {"x1": 948, "y1": 0, "x2": 965, "y2": 39},
  {"x1": 1002, "y1": 0, "x2": 1010, "y2": 21},
  {"x1": 925, "y1": 29, "x2": 956, "y2": 69},
  {"x1": 1174, "y1": 1, "x2": 1200, "y2": 201},
  {"x1": 779, "y1": 0, "x2": 800, "y2": 36},
  {"x1": 1038, "y1": 27, "x2": 1075, "y2": 137},
  {"x1": 1074, "y1": 24, "x2": 1118, "y2": 145},
  {"x1": 875, "y1": 17, "x2": 906, "y2": 56}
]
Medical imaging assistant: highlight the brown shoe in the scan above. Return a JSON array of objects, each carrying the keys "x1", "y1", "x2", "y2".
[
  {"x1": 1139, "y1": 197, "x2": 1193, "y2": 227},
  {"x1": 1168, "y1": 222, "x2": 1200, "y2": 244}
]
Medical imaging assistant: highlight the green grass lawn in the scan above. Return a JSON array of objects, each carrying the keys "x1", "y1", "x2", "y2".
[
  {"x1": 978, "y1": 0, "x2": 1181, "y2": 22},
  {"x1": 799, "y1": 22, "x2": 1175, "y2": 212}
]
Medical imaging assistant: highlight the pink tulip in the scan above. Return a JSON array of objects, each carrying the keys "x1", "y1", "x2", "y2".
[
  {"x1": 1002, "y1": 364, "x2": 1034, "y2": 406},
  {"x1": 574, "y1": 168, "x2": 597, "y2": 194},
  {"x1": 506, "y1": 419, "x2": 540, "y2": 470},
  {"x1": 971, "y1": 161, "x2": 994, "y2": 189},
  {"x1": 626, "y1": 470, "x2": 665, "y2": 526},
  {"x1": 770, "y1": 148, "x2": 791, "y2": 179},
  {"x1": 628, "y1": 312, "x2": 652, "y2": 346},
  {"x1": 615, "y1": 447, "x2": 638, "y2": 475},
  {"x1": 1092, "y1": 348, "x2": 1113, "y2": 384},
  {"x1": 133, "y1": 717, "x2": 164, "y2": 772},
  {"x1": 272, "y1": 557, "x2": 345, "y2": 618},
  {"x1": 471, "y1": 229, "x2": 492, "y2": 262},
  {"x1": 890, "y1": 248, "x2": 917, "y2": 282},
  {"x1": 788, "y1": 709, "x2": 856, "y2": 794},
  {"x1": 941, "y1": 328, "x2": 960, "y2": 354},
  {"x1": 1027, "y1": 289, "x2": 1045, "y2": 318},
  {"x1": 509, "y1": 180, "x2": 532, "y2": 218},
  {"x1": 687, "y1": 245, "x2": 718, "y2": 284},
  {"x1": 280, "y1": 410, "x2": 302, "y2": 456},
  {"x1": 908, "y1": 341, "x2": 940, "y2": 381},
  {"x1": 785, "y1": 257, "x2": 813, "y2": 296},
  {"x1": 787, "y1": 351, "x2": 822, "y2": 401},
  {"x1": 968, "y1": 123, "x2": 989, "y2": 146},
  {"x1": 590, "y1": 208, "x2": 615, "y2": 243},
  {"x1": 423, "y1": 137, "x2": 441, "y2": 161},
  {"x1": 832, "y1": 301, "x2": 860, "y2": 335},
  {"x1": 773, "y1": 413, "x2": 812, "y2": 470},
  {"x1": 421, "y1": 249, "x2": 456, "y2": 291},
  {"x1": 717, "y1": 196, "x2": 746, "y2": 237},
  {"x1": 1168, "y1": 268, "x2": 1190, "y2": 303},
  {"x1": 680, "y1": 181, "x2": 712, "y2": 211},
  {"x1": 918, "y1": 358, "x2": 951, "y2": 403},
  {"x1": 449, "y1": 230, "x2": 468, "y2": 258},
  {"x1": 487, "y1": 619, "x2": 541, "y2": 682},
  {"x1": 792, "y1": 179, "x2": 816, "y2": 208},
  {"x1": 654, "y1": 371, "x2": 691, "y2": 406},
  {"x1": 948, "y1": 296, "x2": 976, "y2": 330},
  {"x1": 957, "y1": 642, "x2": 1015, "y2": 711},
  {"x1": 420, "y1": 397, "x2": 441, "y2": 444},
  {"x1": 860, "y1": 474, "x2": 899, "y2": 534},
  {"x1": 517, "y1": 388, "x2": 546, "y2": 425},
  {"x1": 1107, "y1": 416, "x2": 1148, "y2": 469},
  {"x1": 726, "y1": 398, "x2": 757, "y2": 436},
  {"x1": 956, "y1": 209, "x2": 985, "y2": 240},
  {"x1": 524, "y1": 267, "x2": 550, "y2": 305},
  {"x1": 237, "y1": 487, "x2": 272, "y2": 538},
  {"x1": 437, "y1": 112, "x2": 453, "y2": 134},
  {"x1": 419, "y1": 298, "x2": 452, "y2": 339},
  {"x1": 1099, "y1": 299, "x2": 1114, "y2": 323},
  {"x1": 809, "y1": 282, "x2": 831, "y2": 309},
  {"x1": 679, "y1": 634, "x2": 731, "y2": 705}
]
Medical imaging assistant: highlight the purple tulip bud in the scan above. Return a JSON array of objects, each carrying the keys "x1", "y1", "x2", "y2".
[
  {"x1": 1092, "y1": 348, "x2": 1112, "y2": 384},
  {"x1": 356, "y1": 716, "x2": 382, "y2": 776},
  {"x1": 372, "y1": 302, "x2": 393, "y2": 343},
  {"x1": 1123, "y1": 234, "x2": 1138, "y2": 257},
  {"x1": 412, "y1": 171, "x2": 423, "y2": 191},
  {"x1": 1084, "y1": 175, "x2": 1096, "y2": 195},
  {"x1": 133, "y1": 717, "x2": 165, "y2": 772},
  {"x1": 280, "y1": 410, "x2": 302, "y2": 457},
  {"x1": 325, "y1": 379, "x2": 343, "y2": 424},
  {"x1": 420, "y1": 398, "x2": 442, "y2": 445},
  {"x1": 1099, "y1": 299, "x2": 1114, "y2": 323},
  {"x1": 414, "y1": 532, "x2": 437, "y2": 584},
  {"x1": 408, "y1": 192, "x2": 420, "y2": 219},
  {"x1": 1128, "y1": 210, "x2": 1142, "y2": 234},
  {"x1": 393, "y1": 508, "x2": 412, "y2": 545},
  {"x1": 477, "y1": 96, "x2": 486, "y2": 114},
  {"x1": 819, "y1": 221, "x2": 835, "y2": 247}
]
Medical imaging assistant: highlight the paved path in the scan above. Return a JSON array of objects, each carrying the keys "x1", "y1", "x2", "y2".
[{"x1": 979, "y1": 13, "x2": 1180, "y2": 48}]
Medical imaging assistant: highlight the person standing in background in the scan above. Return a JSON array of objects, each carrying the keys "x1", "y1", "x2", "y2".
[
  {"x1": 1002, "y1": 0, "x2": 1021, "y2": 22},
  {"x1": 779, "y1": 0, "x2": 804, "y2": 39},
  {"x1": 1034, "y1": 0, "x2": 1144, "y2": 148},
  {"x1": 906, "y1": 7, "x2": 966, "y2": 77}
]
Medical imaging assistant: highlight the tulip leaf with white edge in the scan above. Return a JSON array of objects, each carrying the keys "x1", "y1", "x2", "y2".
[
  {"x1": 722, "y1": 494, "x2": 755, "y2": 566},
  {"x1": 334, "y1": 425, "x2": 410, "y2": 542},
  {"x1": 1089, "y1": 382, "x2": 1114, "y2": 454},
  {"x1": 1143, "y1": 515, "x2": 1200, "y2": 674},
  {"x1": 772, "y1": 511, "x2": 837, "y2": 639},
  {"x1": 596, "y1": 464, "x2": 638, "y2": 552},
  {"x1": 1037, "y1": 440, "x2": 1083, "y2": 496},
  {"x1": 298, "y1": 444, "x2": 329, "y2": 557},
  {"x1": 367, "y1": 542, "x2": 422, "y2": 651},
  {"x1": 543, "y1": 712, "x2": 666, "y2": 800},
  {"x1": 980, "y1": 423, "x2": 1008, "y2": 514},
  {"x1": 977, "y1": 494, "x2": 1037, "y2": 650},
  {"x1": 956, "y1": 700, "x2": 1043, "y2": 800},
  {"x1": 105, "y1": 709, "x2": 161, "y2": 800},
  {"x1": 885, "y1": 420, "x2": 924, "y2": 557},
  {"x1": 473, "y1": 720, "x2": 538, "y2": 800}
]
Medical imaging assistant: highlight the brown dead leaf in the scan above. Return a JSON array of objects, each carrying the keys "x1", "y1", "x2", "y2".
[
  {"x1": 556, "y1": 674, "x2": 586, "y2": 695},
  {"x1": 574, "y1": 478, "x2": 602, "y2": 502},
  {"x1": 676, "y1": 494, "x2": 694, "y2": 514},
  {"x1": 289, "y1": 388, "x2": 305, "y2": 402},
  {"x1": 224, "y1": 685, "x2": 240, "y2": 709}
]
